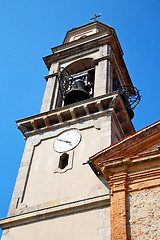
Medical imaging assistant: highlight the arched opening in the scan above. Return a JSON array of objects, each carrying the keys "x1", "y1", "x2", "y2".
[{"x1": 56, "y1": 58, "x2": 95, "y2": 107}]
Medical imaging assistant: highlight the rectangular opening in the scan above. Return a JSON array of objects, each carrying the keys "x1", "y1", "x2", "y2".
[
  {"x1": 74, "y1": 106, "x2": 86, "y2": 118},
  {"x1": 60, "y1": 111, "x2": 72, "y2": 122},
  {"x1": 87, "y1": 102, "x2": 99, "y2": 114},
  {"x1": 48, "y1": 114, "x2": 59, "y2": 125},
  {"x1": 34, "y1": 118, "x2": 45, "y2": 129}
]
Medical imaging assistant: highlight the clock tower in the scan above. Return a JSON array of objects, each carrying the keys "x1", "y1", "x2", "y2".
[{"x1": 0, "y1": 21, "x2": 139, "y2": 240}]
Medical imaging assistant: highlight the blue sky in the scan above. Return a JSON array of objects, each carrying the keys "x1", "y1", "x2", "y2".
[{"x1": 0, "y1": 0, "x2": 160, "y2": 237}]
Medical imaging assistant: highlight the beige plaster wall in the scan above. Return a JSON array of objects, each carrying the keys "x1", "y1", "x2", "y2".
[
  {"x1": 2, "y1": 207, "x2": 110, "y2": 240},
  {"x1": 111, "y1": 116, "x2": 123, "y2": 144},
  {"x1": 22, "y1": 116, "x2": 111, "y2": 207}
]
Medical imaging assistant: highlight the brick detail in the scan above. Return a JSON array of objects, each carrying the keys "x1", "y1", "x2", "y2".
[{"x1": 109, "y1": 170, "x2": 127, "y2": 240}]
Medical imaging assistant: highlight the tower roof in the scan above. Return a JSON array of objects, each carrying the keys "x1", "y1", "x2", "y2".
[
  {"x1": 63, "y1": 21, "x2": 116, "y2": 43},
  {"x1": 43, "y1": 21, "x2": 133, "y2": 88}
]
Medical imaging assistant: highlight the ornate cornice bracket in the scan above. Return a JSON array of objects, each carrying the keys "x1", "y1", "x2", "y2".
[{"x1": 103, "y1": 167, "x2": 128, "y2": 195}]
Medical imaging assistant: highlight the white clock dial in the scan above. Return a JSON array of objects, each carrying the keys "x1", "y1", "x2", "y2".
[{"x1": 54, "y1": 130, "x2": 81, "y2": 153}]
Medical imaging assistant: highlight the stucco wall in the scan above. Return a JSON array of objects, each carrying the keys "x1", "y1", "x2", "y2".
[
  {"x1": 22, "y1": 117, "x2": 111, "y2": 207},
  {"x1": 2, "y1": 207, "x2": 110, "y2": 240}
]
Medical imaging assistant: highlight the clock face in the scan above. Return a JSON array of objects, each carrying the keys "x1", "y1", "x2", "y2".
[{"x1": 54, "y1": 130, "x2": 81, "y2": 153}]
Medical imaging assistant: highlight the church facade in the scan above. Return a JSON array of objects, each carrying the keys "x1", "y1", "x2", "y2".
[
  {"x1": 89, "y1": 120, "x2": 160, "y2": 239},
  {"x1": 0, "y1": 21, "x2": 159, "y2": 240}
]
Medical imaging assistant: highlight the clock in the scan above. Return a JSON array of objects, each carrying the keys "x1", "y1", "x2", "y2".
[{"x1": 54, "y1": 130, "x2": 81, "y2": 153}]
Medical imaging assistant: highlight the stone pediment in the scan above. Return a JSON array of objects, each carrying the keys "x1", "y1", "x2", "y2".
[{"x1": 89, "y1": 120, "x2": 160, "y2": 172}]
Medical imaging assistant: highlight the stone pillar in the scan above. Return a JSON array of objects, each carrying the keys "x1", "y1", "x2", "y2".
[
  {"x1": 94, "y1": 45, "x2": 112, "y2": 97},
  {"x1": 40, "y1": 62, "x2": 59, "y2": 112}
]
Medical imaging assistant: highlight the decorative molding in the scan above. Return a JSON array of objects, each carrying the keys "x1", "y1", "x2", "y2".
[
  {"x1": 0, "y1": 194, "x2": 110, "y2": 230},
  {"x1": 16, "y1": 92, "x2": 134, "y2": 139},
  {"x1": 55, "y1": 48, "x2": 98, "y2": 66},
  {"x1": 90, "y1": 121, "x2": 160, "y2": 172},
  {"x1": 102, "y1": 150, "x2": 160, "y2": 178}
]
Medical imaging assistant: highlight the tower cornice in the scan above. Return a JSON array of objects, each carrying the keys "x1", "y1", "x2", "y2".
[{"x1": 16, "y1": 92, "x2": 135, "y2": 139}]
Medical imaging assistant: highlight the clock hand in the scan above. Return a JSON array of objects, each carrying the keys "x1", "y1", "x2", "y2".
[{"x1": 57, "y1": 138, "x2": 72, "y2": 145}]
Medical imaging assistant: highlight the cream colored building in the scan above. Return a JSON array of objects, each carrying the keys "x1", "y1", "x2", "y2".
[{"x1": 0, "y1": 21, "x2": 136, "y2": 239}]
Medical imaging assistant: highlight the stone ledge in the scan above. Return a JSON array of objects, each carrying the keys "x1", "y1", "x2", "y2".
[{"x1": 0, "y1": 194, "x2": 110, "y2": 230}]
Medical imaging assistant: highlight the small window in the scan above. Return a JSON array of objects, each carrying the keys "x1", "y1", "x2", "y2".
[
  {"x1": 59, "y1": 153, "x2": 69, "y2": 169},
  {"x1": 54, "y1": 150, "x2": 74, "y2": 174}
]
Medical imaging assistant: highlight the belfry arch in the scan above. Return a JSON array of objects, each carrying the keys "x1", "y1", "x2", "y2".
[
  {"x1": 65, "y1": 58, "x2": 95, "y2": 75},
  {"x1": 55, "y1": 58, "x2": 96, "y2": 107}
]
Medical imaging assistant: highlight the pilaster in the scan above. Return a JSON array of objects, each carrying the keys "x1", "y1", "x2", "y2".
[
  {"x1": 94, "y1": 45, "x2": 112, "y2": 97},
  {"x1": 40, "y1": 62, "x2": 59, "y2": 112},
  {"x1": 106, "y1": 168, "x2": 128, "y2": 240}
]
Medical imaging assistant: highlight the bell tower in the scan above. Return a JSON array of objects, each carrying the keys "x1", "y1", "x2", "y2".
[{"x1": 0, "y1": 21, "x2": 140, "y2": 240}]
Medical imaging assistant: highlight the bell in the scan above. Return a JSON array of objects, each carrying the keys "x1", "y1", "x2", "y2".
[{"x1": 64, "y1": 79, "x2": 90, "y2": 105}]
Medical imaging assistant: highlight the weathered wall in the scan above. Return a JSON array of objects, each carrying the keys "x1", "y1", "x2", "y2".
[{"x1": 127, "y1": 187, "x2": 160, "y2": 240}]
